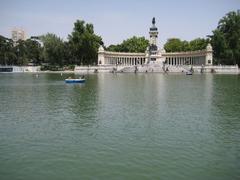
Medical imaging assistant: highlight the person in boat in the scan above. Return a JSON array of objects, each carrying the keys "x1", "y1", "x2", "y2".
[
  {"x1": 68, "y1": 76, "x2": 72, "y2": 79},
  {"x1": 81, "y1": 75, "x2": 85, "y2": 79}
]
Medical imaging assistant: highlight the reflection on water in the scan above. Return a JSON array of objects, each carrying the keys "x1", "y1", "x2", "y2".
[{"x1": 0, "y1": 73, "x2": 239, "y2": 180}]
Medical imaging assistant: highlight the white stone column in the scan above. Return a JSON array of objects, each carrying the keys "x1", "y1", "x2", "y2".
[{"x1": 205, "y1": 44, "x2": 213, "y2": 65}]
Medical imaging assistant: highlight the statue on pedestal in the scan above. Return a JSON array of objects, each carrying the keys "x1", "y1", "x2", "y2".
[{"x1": 152, "y1": 17, "x2": 155, "y2": 25}]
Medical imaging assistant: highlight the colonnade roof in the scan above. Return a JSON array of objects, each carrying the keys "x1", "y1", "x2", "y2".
[
  {"x1": 162, "y1": 50, "x2": 211, "y2": 56},
  {"x1": 104, "y1": 51, "x2": 145, "y2": 56},
  {"x1": 102, "y1": 49, "x2": 210, "y2": 57}
]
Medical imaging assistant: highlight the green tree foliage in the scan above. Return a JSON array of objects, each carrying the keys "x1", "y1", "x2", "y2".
[
  {"x1": 40, "y1": 33, "x2": 65, "y2": 66},
  {"x1": 107, "y1": 44, "x2": 122, "y2": 52},
  {"x1": 164, "y1": 38, "x2": 209, "y2": 52},
  {"x1": 121, "y1": 36, "x2": 149, "y2": 52},
  {"x1": 1, "y1": 19, "x2": 102, "y2": 66},
  {"x1": 0, "y1": 35, "x2": 16, "y2": 65},
  {"x1": 15, "y1": 39, "x2": 42, "y2": 65},
  {"x1": 211, "y1": 10, "x2": 240, "y2": 65},
  {"x1": 0, "y1": 35, "x2": 42, "y2": 65},
  {"x1": 68, "y1": 20, "x2": 102, "y2": 65},
  {"x1": 189, "y1": 38, "x2": 209, "y2": 51},
  {"x1": 14, "y1": 40, "x2": 28, "y2": 65},
  {"x1": 107, "y1": 36, "x2": 149, "y2": 53},
  {"x1": 164, "y1": 38, "x2": 183, "y2": 52},
  {"x1": 24, "y1": 39, "x2": 43, "y2": 65}
]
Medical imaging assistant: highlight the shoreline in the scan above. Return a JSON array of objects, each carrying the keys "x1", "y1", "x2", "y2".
[
  {"x1": 0, "y1": 65, "x2": 239, "y2": 74},
  {"x1": 0, "y1": 71, "x2": 239, "y2": 75}
]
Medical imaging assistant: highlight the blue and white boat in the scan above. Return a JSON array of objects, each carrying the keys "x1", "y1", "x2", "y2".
[
  {"x1": 186, "y1": 71, "x2": 193, "y2": 75},
  {"x1": 65, "y1": 78, "x2": 85, "y2": 83}
]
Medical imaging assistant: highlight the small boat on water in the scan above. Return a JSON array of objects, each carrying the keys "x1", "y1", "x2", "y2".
[
  {"x1": 65, "y1": 77, "x2": 85, "y2": 83},
  {"x1": 186, "y1": 71, "x2": 193, "y2": 75}
]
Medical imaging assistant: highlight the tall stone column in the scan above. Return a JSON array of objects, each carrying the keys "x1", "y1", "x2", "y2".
[
  {"x1": 98, "y1": 46, "x2": 105, "y2": 65},
  {"x1": 205, "y1": 44, "x2": 213, "y2": 65}
]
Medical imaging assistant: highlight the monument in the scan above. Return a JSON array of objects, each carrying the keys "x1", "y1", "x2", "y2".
[
  {"x1": 97, "y1": 18, "x2": 213, "y2": 67},
  {"x1": 146, "y1": 17, "x2": 166, "y2": 65}
]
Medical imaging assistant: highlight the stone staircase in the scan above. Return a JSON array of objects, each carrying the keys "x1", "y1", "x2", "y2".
[
  {"x1": 116, "y1": 65, "x2": 165, "y2": 73},
  {"x1": 166, "y1": 65, "x2": 191, "y2": 73}
]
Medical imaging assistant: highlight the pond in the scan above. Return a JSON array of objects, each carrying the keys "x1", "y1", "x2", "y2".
[{"x1": 0, "y1": 73, "x2": 239, "y2": 179}]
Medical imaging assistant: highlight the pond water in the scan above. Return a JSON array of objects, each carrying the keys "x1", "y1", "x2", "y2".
[{"x1": 0, "y1": 73, "x2": 239, "y2": 179}]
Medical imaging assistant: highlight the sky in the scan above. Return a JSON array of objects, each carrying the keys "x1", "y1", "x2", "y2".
[{"x1": 0, "y1": 0, "x2": 239, "y2": 47}]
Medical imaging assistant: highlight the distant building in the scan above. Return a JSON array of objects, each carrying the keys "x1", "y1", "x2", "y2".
[{"x1": 12, "y1": 28, "x2": 26, "y2": 44}]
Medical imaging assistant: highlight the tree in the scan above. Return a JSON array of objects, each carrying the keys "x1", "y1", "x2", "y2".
[
  {"x1": 107, "y1": 36, "x2": 149, "y2": 53},
  {"x1": 24, "y1": 39, "x2": 43, "y2": 65},
  {"x1": 211, "y1": 10, "x2": 240, "y2": 65},
  {"x1": 107, "y1": 44, "x2": 122, "y2": 52},
  {"x1": 164, "y1": 38, "x2": 183, "y2": 52},
  {"x1": 121, "y1": 36, "x2": 149, "y2": 52},
  {"x1": 68, "y1": 20, "x2": 103, "y2": 65},
  {"x1": 189, "y1": 38, "x2": 209, "y2": 51},
  {"x1": 164, "y1": 38, "x2": 209, "y2": 52},
  {"x1": 14, "y1": 39, "x2": 43, "y2": 65},
  {"x1": 14, "y1": 40, "x2": 28, "y2": 65},
  {"x1": 0, "y1": 35, "x2": 16, "y2": 65},
  {"x1": 40, "y1": 33, "x2": 65, "y2": 66},
  {"x1": 182, "y1": 40, "x2": 190, "y2": 51},
  {"x1": 0, "y1": 36, "x2": 43, "y2": 66},
  {"x1": 211, "y1": 30, "x2": 230, "y2": 64}
]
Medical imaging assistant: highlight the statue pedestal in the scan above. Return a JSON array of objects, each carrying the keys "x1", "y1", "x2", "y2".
[{"x1": 147, "y1": 49, "x2": 166, "y2": 66}]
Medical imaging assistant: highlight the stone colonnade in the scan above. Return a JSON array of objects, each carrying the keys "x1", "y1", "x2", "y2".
[
  {"x1": 163, "y1": 49, "x2": 212, "y2": 65},
  {"x1": 99, "y1": 51, "x2": 146, "y2": 66},
  {"x1": 98, "y1": 48, "x2": 213, "y2": 66},
  {"x1": 164, "y1": 55, "x2": 206, "y2": 66},
  {"x1": 104, "y1": 56, "x2": 146, "y2": 66}
]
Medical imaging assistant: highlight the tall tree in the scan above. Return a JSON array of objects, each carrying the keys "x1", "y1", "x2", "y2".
[
  {"x1": 211, "y1": 10, "x2": 240, "y2": 65},
  {"x1": 68, "y1": 20, "x2": 102, "y2": 65},
  {"x1": 40, "y1": 33, "x2": 65, "y2": 66},
  {"x1": 14, "y1": 40, "x2": 28, "y2": 65},
  {"x1": 0, "y1": 35, "x2": 16, "y2": 65},
  {"x1": 24, "y1": 39, "x2": 43, "y2": 65}
]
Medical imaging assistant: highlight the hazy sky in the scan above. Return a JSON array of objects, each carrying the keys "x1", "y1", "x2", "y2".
[{"x1": 1, "y1": 0, "x2": 239, "y2": 47}]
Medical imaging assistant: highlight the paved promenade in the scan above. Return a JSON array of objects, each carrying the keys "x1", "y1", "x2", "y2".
[{"x1": 74, "y1": 64, "x2": 239, "y2": 74}]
